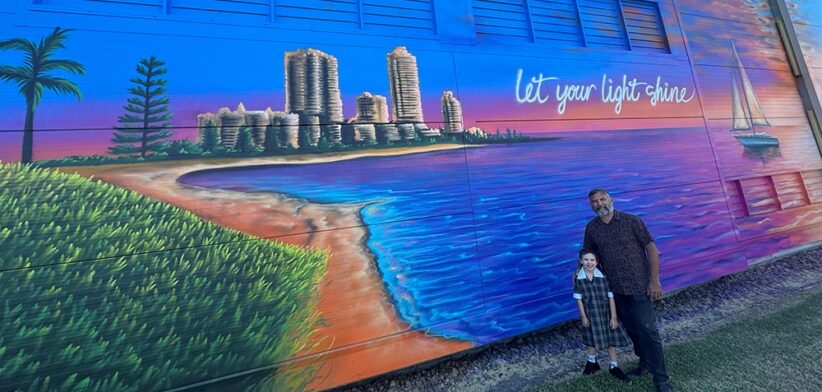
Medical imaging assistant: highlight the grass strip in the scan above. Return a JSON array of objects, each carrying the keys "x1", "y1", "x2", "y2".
[
  {"x1": 533, "y1": 289, "x2": 822, "y2": 392},
  {"x1": 0, "y1": 163, "x2": 328, "y2": 391}
]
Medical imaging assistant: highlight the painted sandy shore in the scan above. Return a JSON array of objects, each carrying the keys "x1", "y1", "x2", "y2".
[{"x1": 63, "y1": 145, "x2": 476, "y2": 391}]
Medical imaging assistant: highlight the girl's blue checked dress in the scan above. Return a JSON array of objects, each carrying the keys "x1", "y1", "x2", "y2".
[{"x1": 573, "y1": 268, "x2": 631, "y2": 349}]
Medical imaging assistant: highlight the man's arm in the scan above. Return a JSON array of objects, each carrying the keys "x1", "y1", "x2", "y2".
[
  {"x1": 646, "y1": 241, "x2": 662, "y2": 299},
  {"x1": 583, "y1": 223, "x2": 596, "y2": 252}
]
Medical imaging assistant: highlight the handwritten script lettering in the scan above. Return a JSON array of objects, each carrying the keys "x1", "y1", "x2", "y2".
[
  {"x1": 515, "y1": 69, "x2": 557, "y2": 104},
  {"x1": 514, "y1": 69, "x2": 696, "y2": 114}
]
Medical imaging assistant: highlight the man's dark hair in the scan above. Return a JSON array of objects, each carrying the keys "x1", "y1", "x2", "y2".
[
  {"x1": 578, "y1": 248, "x2": 599, "y2": 261},
  {"x1": 588, "y1": 188, "x2": 610, "y2": 199}
]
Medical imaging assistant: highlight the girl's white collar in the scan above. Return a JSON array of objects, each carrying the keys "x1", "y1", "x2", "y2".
[{"x1": 577, "y1": 267, "x2": 604, "y2": 279}]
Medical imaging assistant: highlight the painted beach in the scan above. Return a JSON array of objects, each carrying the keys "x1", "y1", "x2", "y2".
[
  {"x1": 176, "y1": 128, "x2": 744, "y2": 344},
  {"x1": 63, "y1": 125, "x2": 816, "y2": 389}
]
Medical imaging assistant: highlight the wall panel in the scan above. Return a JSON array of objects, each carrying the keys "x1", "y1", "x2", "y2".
[{"x1": 1, "y1": 0, "x2": 821, "y2": 390}]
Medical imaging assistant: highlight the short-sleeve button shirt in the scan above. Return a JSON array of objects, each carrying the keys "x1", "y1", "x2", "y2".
[{"x1": 583, "y1": 210, "x2": 654, "y2": 295}]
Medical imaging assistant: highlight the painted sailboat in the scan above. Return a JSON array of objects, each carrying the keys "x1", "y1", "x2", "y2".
[{"x1": 729, "y1": 41, "x2": 779, "y2": 147}]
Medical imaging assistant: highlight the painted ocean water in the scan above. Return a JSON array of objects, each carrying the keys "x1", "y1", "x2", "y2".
[{"x1": 179, "y1": 128, "x2": 765, "y2": 344}]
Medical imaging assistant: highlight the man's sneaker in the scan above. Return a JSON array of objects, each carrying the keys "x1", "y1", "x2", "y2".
[
  {"x1": 626, "y1": 366, "x2": 648, "y2": 378},
  {"x1": 582, "y1": 360, "x2": 601, "y2": 375},
  {"x1": 655, "y1": 382, "x2": 673, "y2": 392},
  {"x1": 609, "y1": 367, "x2": 631, "y2": 383}
]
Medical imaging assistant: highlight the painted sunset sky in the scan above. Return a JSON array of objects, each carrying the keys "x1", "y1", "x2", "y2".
[{"x1": 0, "y1": 0, "x2": 794, "y2": 162}]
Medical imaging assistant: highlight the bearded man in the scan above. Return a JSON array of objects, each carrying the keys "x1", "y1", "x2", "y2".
[{"x1": 582, "y1": 188, "x2": 672, "y2": 392}]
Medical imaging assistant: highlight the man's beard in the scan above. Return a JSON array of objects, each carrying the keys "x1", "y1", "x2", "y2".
[{"x1": 595, "y1": 205, "x2": 613, "y2": 217}]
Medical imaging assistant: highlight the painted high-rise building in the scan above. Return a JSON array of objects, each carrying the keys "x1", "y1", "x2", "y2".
[
  {"x1": 441, "y1": 91, "x2": 464, "y2": 134},
  {"x1": 387, "y1": 46, "x2": 425, "y2": 124},
  {"x1": 284, "y1": 48, "x2": 343, "y2": 144},
  {"x1": 356, "y1": 92, "x2": 390, "y2": 123},
  {"x1": 284, "y1": 48, "x2": 343, "y2": 121},
  {"x1": 351, "y1": 92, "x2": 402, "y2": 143},
  {"x1": 269, "y1": 111, "x2": 300, "y2": 149}
]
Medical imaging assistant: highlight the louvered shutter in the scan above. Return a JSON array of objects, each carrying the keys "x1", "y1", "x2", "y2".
[
  {"x1": 472, "y1": 0, "x2": 533, "y2": 43},
  {"x1": 362, "y1": 0, "x2": 436, "y2": 34},
  {"x1": 32, "y1": 0, "x2": 163, "y2": 16},
  {"x1": 275, "y1": 0, "x2": 360, "y2": 29},
  {"x1": 578, "y1": 0, "x2": 629, "y2": 50},
  {"x1": 622, "y1": 0, "x2": 669, "y2": 53},
  {"x1": 528, "y1": 0, "x2": 584, "y2": 46},
  {"x1": 171, "y1": 0, "x2": 271, "y2": 23}
]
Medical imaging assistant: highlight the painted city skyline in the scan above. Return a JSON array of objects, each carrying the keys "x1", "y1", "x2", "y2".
[{"x1": 194, "y1": 46, "x2": 470, "y2": 152}]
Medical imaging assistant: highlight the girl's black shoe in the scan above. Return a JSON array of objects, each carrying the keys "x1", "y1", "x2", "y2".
[{"x1": 582, "y1": 360, "x2": 601, "y2": 375}]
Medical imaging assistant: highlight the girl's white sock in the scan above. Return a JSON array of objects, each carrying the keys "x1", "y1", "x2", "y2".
[
  {"x1": 609, "y1": 360, "x2": 618, "y2": 369},
  {"x1": 587, "y1": 354, "x2": 597, "y2": 363}
]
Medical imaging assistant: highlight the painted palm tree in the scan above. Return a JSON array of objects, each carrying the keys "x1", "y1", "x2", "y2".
[{"x1": 0, "y1": 27, "x2": 85, "y2": 163}]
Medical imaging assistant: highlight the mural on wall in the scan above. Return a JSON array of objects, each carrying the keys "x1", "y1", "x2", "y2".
[
  {"x1": 678, "y1": 0, "x2": 822, "y2": 259},
  {"x1": 728, "y1": 40, "x2": 779, "y2": 148},
  {"x1": 786, "y1": 0, "x2": 822, "y2": 113},
  {"x1": 1, "y1": 0, "x2": 822, "y2": 391},
  {"x1": 0, "y1": 27, "x2": 85, "y2": 163}
]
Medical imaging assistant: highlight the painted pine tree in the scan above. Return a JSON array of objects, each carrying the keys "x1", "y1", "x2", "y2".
[
  {"x1": 264, "y1": 123, "x2": 278, "y2": 152},
  {"x1": 235, "y1": 126, "x2": 256, "y2": 153},
  {"x1": 110, "y1": 56, "x2": 172, "y2": 157},
  {"x1": 200, "y1": 119, "x2": 220, "y2": 153}
]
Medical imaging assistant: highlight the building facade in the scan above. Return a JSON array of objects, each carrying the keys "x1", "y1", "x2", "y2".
[{"x1": 1, "y1": 0, "x2": 821, "y2": 391}]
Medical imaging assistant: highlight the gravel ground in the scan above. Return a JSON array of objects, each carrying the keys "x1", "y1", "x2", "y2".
[{"x1": 332, "y1": 244, "x2": 822, "y2": 392}]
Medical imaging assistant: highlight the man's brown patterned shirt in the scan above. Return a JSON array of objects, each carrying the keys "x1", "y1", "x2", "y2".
[{"x1": 583, "y1": 210, "x2": 654, "y2": 295}]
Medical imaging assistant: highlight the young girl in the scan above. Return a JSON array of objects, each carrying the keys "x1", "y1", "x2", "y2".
[{"x1": 573, "y1": 249, "x2": 631, "y2": 382}]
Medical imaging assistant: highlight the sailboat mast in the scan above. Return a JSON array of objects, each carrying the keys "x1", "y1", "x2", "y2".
[
  {"x1": 731, "y1": 40, "x2": 771, "y2": 134},
  {"x1": 731, "y1": 69, "x2": 750, "y2": 130},
  {"x1": 731, "y1": 41, "x2": 758, "y2": 134}
]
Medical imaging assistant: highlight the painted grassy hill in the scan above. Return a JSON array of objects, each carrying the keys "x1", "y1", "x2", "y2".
[{"x1": 0, "y1": 163, "x2": 328, "y2": 391}]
